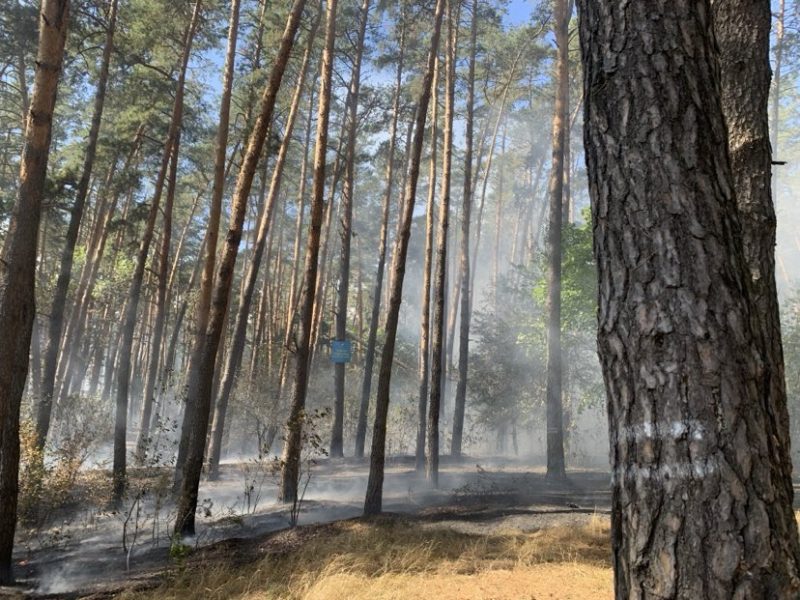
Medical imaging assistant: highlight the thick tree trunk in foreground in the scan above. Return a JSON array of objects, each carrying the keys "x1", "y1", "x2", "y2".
[
  {"x1": 0, "y1": 0, "x2": 69, "y2": 584},
  {"x1": 451, "y1": 0, "x2": 478, "y2": 458},
  {"x1": 279, "y1": 0, "x2": 337, "y2": 506},
  {"x1": 355, "y1": 5, "x2": 406, "y2": 460},
  {"x1": 577, "y1": 1, "x2": 800, "y2": 597},
  {"x1": 173, "y1": 0, "x2": 309, "y2": 536},
  {"x1": 427, "y1": 0, "x2": 456, "y2": 487},
  {"x1": 113, "y1": 0, "x2": 201, "y2": 505},
  {"x1": 712, "y1": 0, "x2": 796, "y2": 526},
  {"x1": 363, "y1": 0, "x2": 445, "y2": 515},
  {"x1": 36, "y1": 0, "x2": 117, "y2": 449},
  {"x1": 544, "y1": 0, "x2": 568, "y2": 481}
]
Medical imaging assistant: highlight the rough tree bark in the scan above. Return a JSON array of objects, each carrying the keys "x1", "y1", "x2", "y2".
[
  {"x1": 279, "y1": 0, "x2": 337, "y2": 506},
  {"x1": 36, "y1": 0, "x2": 117, "y2": 449},
  {"x1": 0, "y1": 0, "x2": 69, "y2": 584},
  {"x1": 577, "y1": 1, "x2": 800, "y2": 596},
  {"x1": 712, "y1": 0, "x2": 795, "y2": 523},
  {"x1": 363, "y1": 0, "x2": 445, "y2": 515},
  {"x1": 173, "y1": 0, "x2": 309, "y2": 536},
  {"x1": 544, "y1": 0, "x2": 568, "y2": 481}
]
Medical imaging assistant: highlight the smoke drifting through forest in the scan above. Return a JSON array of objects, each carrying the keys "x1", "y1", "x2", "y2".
[{"x1": 1, "y1": 0, "x2": 800, "y2": 595}]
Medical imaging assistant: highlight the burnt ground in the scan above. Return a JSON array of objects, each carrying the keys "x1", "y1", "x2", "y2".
[
  {"x1": 0, "y1": 456, "x2": 719, "y2": 598},
  {"x1": 5, "y1": 456, "x2": 800, "y2": 599}
]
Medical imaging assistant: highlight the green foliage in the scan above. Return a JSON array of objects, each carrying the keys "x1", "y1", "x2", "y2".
[{"x1": 470, "y1": 214, "x2": 602, "y2": 445}]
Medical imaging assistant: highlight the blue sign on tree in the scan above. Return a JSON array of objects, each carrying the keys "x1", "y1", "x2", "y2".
[{"x1": 330, "y1": 340, "x2": 352, "y2": 363}]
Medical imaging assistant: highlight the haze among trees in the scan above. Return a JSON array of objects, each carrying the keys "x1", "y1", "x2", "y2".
[{"x1": 1, "y1": 0, "x2": 800, "y2": 597}]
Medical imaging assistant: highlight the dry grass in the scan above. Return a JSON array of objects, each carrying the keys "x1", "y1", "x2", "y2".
[{"x1": 120, "y1": 515, "x2": 613, "y2": 600}]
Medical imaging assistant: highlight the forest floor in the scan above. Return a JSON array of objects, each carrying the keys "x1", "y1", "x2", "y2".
[{"x1": 5, "y1": 458, "x2": 614, "y2": 599}]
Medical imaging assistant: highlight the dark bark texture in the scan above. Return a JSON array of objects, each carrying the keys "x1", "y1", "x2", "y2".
[{"x1": 577, "y1": 1, "x2": 800, "y2": 597}]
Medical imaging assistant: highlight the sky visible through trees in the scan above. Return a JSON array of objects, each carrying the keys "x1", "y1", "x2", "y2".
[{"x1": 1, "y1": 0, "x2": 800, "y2": 596}]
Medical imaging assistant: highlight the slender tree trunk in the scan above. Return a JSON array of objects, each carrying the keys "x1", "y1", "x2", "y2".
[
  {"x1": 173, "y1": 0, "x2": 309, "y2": 536},
  {"x1": 309, "y1": 132, "x2": 346, "y2": 357},
  {"x1": 272, "y1": 82, "x2": 316, "y2": 426},
  {"x1": 332, "y1": 0, "x2": 372, "y2": 458},
  {"x1": 207, "y1": 22, "x2": 317, "y2": 480},
  {"x1": 451, "y1": 0, "x2": 478, "y2": 458},
  {"x1": 492, "y1": 123, "x2": 506, "y2": 307},
  {"x1": 544, "y1": 0, "x2": 568, "y2": 481},
  {"x1": 36, "y1": 0, "x2": 118, "y2": 449},
  {"x1": 112, "y1": 0, "x2": 202, "y2": 505},
  {"x1": 426, "y1": 0, "x2": 457, "y2": 486},
  {"x1": 279, "y1": 0, "x2": 337, "y2": 506},
  {"x1": 193, "y1": 0, "x2": 241, "y2": 355},
  {"x1": 0, "y1": 0, "x2": 69, "y2": 584},
  {"x1": 577, "y1": 1, "x2": 800, "y2": 596},
  {"x1": 354, "y1": 15, "x2": 406, "y2": 459},
  {"x1": 134, "y1": 130, "x2": 179, "y2": 462},
  {"x1": 363, "y1": 0, "x2": 445, "y2": 515},
  {"x1": 415, "y1": 55, "x2": 437, "y2": 472},
  {"x1": 163, "y1": 233, "x2": 207, "y2": 398},
  {"x1": 56, "y1": 126, "x2": 144, "y2": 404}
]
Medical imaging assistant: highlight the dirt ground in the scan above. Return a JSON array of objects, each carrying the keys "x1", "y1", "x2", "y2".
[{"x1": 4, "y1": 457, "x2": 612, "y2": 598}]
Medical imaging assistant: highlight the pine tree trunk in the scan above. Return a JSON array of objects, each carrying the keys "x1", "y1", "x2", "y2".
[
  {"x1": 544, "y1": 0, "x2": 568, "y2": 481},
  {"x1": 712, "y1": 0, "x2": 799, "y2": 572},
  {"x1": 112, "y1": 0, "x2": 201, "y2": 505},
  {"x1": 272, "y1": 83, "x2": 316, "y2": 430},
  {"x1": 309, "y1": 133, "x2": 346, "y2": 357},
  {"x1": 354, "y1": 13, "x2": 406, "y2": 458},
  {"x1": 173, "y1": 0, "x2": 309, "y2": 536},
  {"x1": 207, "y1": 22, "x2": 317, "y2": 480},
  {"x1": 55, "y1": 126, "x2": 144, "y2": 406},
  {"x1": 332, "y1": 0, "x2": 372, "y2": 458},
  {"x1": 193, "y1": 0, "x2": 241, "y2": 355},
  {"x1": 36, "y1": 0, "x2": 117, "y2": 449},
  {"x1": 363, "y1": 0, "x2": 445, "y2": 515},
  {"x1": 427, "y1": 0, "x2": 457, "y2": 485},
  {"x1": 0, "y1": 0, "x2": 69, "y2": 584},
  {"x1": 415, "y1": 55, "x2": 438, "y2": 472},
  {"x1": 134, "y1": 130, "x2": 179, "y2": 463},
  {"x1": 451, "y1": 0, "x2": 478, "y2": 458},
  {"x1": 279, "y1": 0, "x2": 337, "y2": 506},
  {"x1": 577, "y1": 1, "x2": 800, "y2": 595}
]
